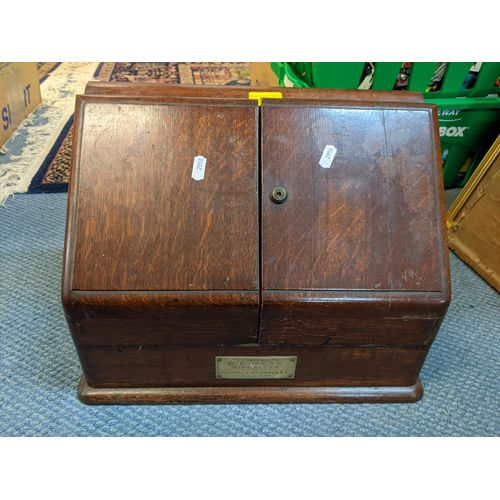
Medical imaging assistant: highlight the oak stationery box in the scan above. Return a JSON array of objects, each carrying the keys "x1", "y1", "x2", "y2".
[{"x1": 62, "y1": 83, "x2": 451, "y2": 404}]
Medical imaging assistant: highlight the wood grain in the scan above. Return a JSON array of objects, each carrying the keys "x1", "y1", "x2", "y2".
[
  {"x1": 261, "y1": 100, "x2": 445, "y2": 292},
  {"x1": 78, "y1": 375, "x2": 424, "y2": 404},
  {"x1": 259, "y1": 290, "x2": 449, "y2": 346},
  {"x1": 76, "y1": 344, "x2": 428, "y2": 388},
  {"x1": 71, "y1": 96, "x2": 259, "y2": 292},
  {"x1": 62, "y1": 95, "x2": 261, "y2": 347},
  {"x1": 63, "y1": 290, "x2": 259, "y2": 347},
  {"x1": 447, "y1": 138, "x2": 500, "y2": 292},
  {"x1": 84, "y1": 82, "x2": 425, "y2": 104}
]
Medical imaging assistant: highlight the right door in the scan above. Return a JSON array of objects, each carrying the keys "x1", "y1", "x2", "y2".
[{"x1": 259, "y1": 99, "x2": 450, "y2": 347}]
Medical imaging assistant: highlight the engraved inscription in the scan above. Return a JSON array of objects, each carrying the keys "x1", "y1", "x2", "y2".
[{"x1": 216, "y1": 356, "x2": 297, "y2": 379}]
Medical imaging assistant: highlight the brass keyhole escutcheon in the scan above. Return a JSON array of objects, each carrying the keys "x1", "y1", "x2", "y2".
[{"x1": 270, "y1": 187, "x2": 288, "y2": 204}]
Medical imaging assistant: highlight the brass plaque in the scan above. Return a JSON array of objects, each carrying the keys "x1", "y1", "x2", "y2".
[{"x1": 215, "y1": 356, "x2": 297, "y2": 379}]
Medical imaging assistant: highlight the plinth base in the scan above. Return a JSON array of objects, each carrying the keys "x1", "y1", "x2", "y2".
[{"x1": 78, "y1": 375, "x2": 423, "y2": 405}]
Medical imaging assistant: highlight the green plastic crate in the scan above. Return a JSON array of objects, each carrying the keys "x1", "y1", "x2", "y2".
[{"x1": 270, "y1": 62, "x2": 500, "y2": 188}]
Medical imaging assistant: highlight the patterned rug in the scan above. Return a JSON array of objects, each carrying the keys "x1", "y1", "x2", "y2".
[{"x1": 23, "y1": 63, "x2": 251, "y2": 195}]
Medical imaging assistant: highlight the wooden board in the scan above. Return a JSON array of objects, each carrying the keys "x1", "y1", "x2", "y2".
[
  {"x1": 70, "y1": 96, "x2": 260, "y2": 292},
  {"x1": 76, "y1": 344, "x2": 428, "y2": 389},
  {"x1": 63, "y1": 96, "x2": 261, "y2": 347},
  {"x1": 259, "y1": 99, "x2": 449, "y2": 346},
  {"x1": 84, "y1": 82, "x2": 425, "y2": 104},
  {"x1": 261, "y1": 100, "x2": 445, "y2": 292},
  {"x1": 78, "y1": 375, "x2": 424, "y2": 405}
]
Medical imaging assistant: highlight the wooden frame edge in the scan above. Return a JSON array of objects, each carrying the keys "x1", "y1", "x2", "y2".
[
  {"x1": 447, "y1": 134, "x2": 500, "y2": 228},
  {"x1": 78, "y1": 375, "x2": 424, "y2": 405}
]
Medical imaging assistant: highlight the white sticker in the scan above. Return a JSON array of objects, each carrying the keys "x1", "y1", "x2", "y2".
[
  {"x1": 319, "y1": 145, "x2": 337, "y2": 169},
  {"x1": 191, "y1": 156, "x2": 207, "y2": 181}
]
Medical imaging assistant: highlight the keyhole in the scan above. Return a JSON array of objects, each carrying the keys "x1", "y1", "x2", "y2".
[{"x1": 270, "y1": 186, "x2": 288, "y2": 204}]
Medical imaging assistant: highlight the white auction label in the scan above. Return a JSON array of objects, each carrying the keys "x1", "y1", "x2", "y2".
[
  {"x1": 191, "y1": 156, "x2": 207, "y2": 180},
  {"x1": 319, "y1": 145, "x2": 337, "y2": 168}
]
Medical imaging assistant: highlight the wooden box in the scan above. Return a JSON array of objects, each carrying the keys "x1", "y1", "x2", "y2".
[{"x1": 62, "y1": 83, "x2": 451, "y2": 404}]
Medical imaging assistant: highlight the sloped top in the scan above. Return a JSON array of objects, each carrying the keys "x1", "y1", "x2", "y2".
[
  {"x1": 261, "y1": 100, "x2": 447, "y2": 292},
  {"x1": 70, "y1": 96, "x2": 260, "y2": 291}
]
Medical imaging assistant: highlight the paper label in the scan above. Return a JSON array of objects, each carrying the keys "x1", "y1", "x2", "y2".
[
  {"x1": 191, "y1": 156, "x2": 206, "y2": 181},
  {"x1": 319, "y1": 145, "x2": 337, "y2": 169}
]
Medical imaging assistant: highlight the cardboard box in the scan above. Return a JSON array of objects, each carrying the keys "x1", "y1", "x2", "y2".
[
  {"x1": 0, "y1": 62, "x2": 42, "y2": 148},
  {"x1": 250, "y1": 62, "x2": 279, "y2": 87}
]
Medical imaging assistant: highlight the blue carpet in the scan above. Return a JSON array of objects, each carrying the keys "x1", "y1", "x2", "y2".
[{"x1": 0, "y1": 191, "x2": 499, "y2": 437}]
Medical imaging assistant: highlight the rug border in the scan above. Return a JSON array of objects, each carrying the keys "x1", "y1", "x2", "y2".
[{"x1": 26, "y1": 115, "x2": 73, "y2": 194}]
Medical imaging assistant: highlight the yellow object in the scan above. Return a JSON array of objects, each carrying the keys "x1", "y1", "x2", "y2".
[{"x1": 248, "y1": 91, "x2": 282, "y2": 106}]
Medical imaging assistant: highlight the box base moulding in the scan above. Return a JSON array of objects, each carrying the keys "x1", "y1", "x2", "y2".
[{"x1": 77, "y1": 375, "x2": 424, "y2": 405}]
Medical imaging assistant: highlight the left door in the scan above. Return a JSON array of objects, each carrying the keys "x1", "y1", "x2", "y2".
[{"x1": 63, "y1": 95, "x2": 261, "y2": 349}]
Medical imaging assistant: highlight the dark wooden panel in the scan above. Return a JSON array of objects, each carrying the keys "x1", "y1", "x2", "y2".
[
  {"x1": 76, "y1": 344, "x2": 428, "y2": 388},
  {"x1": 258, "y1": 317, "x2": 441, "y2": 348},
  {"x1": 259, "y1": 290, "x2": 450, "y2": 347},
  {"x1": 259, "y1": 304, "x2": 443, "y2": 347},
  {"x1": 71, "y1": 96, "x2": 259, "y2": 292},
  {"x1": 78, "y1": 375, "x2": 424, "y2": 405},
  {"x1": 84, "y1": 82, "x2": 425, "y2": 104},
  {"x1": 63, "y1": 290, "x2": 259, "y2": 347},
  {"x1": 261, "y1": 101, "x2": 444, "y2": 292}
]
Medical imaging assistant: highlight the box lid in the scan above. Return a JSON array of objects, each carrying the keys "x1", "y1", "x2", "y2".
[
  {"x1": 69, "y1": 96, "x2": 260, "y2": 292},
  {"x1": 261, "y1": 99, "x2": 447, "y2": 292}
]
